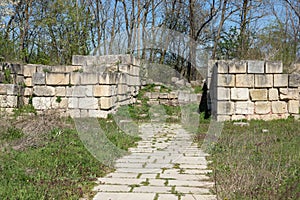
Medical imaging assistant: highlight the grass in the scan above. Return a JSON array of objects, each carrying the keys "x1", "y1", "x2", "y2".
[
  {"x1": 195, "y1": 118, "x2": 300, "y2": 200},
  {"x1": 0, "y1": 115, "x2": 140, "y2": 199}
]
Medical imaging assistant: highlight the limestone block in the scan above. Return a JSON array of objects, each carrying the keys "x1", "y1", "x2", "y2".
[
  {"x1": 274, "y1": 74, "x2": 288, "y2": 87},
  {"x1": 16, "y1": 75, "x2": 24, "y2": 84},
  {"x1": 255, "y1": 102, "x2": 271, "y2": 114},
  {"x1": 68, "y1": 98, "x2": 79, "y2": 109},
  {"x1": 80, "y1": 110, "x2": 89, "y2": 118},
  {"x1": 51, "y1": 66, "x2": 66, "y2": 72},
  {"x1": 159, "y1": 93, "x2": 169, "y2": 99},
  {"x1": 23, "y1": 65, "x2": 37, "y2": 77},
  {"x1": 272, "y1": 101, "x2": 288, "y2": 114},
  {"x1": 117, "y1": 85, "x2": 128, "y2": 95},
  {"x1": 51, "y1": 97, "x2": 68, "y2": 109},
  {"x1": 269, "y1": 89, "x2": 279, "y2": 101},
  {"x1": 6, "y1": 84, "x2": 18, "y2": 95},
  {"x1": 46, "y1": 73, "x2": 69, "y2": 85},
  {"x1": 288, "y1": 100, "x2": 299, "y2": 114},
  {"x1": 235, "y1": 101, "x2": 254, "y2": 115},
  {"x1": 24, "y1": 88, "x2": 33, "y2": 96},
  {"x1": 55, "y1": 87, "x2": 66, "y2": 96},
  {"x1": 72, "y1": 55, "x2": 86, "y2": 66},
  {"x1": 33, "y1": 86, "x2": 55, "y2": 96},
  {"x1": 266, "y1": 61, "x2": 283, "y2": 73},
  {"x1": 236, "y1": 74, "x2": 254, "y2": 87},
  {"x1": 250, "y1": 89, "x2": 268, "y2": 101},
  {"x1": 217, "y1": 60, "x2": 229, "y2": 73},
  {"x1": 70, "y1": 72, "x2": 81, "y2": 85},
  {"x1": 65, "y1": 65, "x2": 83, "y2": 73},
  {"x1": 232, "y1": 115, "x2": 246, "y2": 121},
  {"x1": 169, "y1": 92, "x2": 178, "y2": 99},
  {"x1": 217, "y1": 87, "x2": 230, "y2": 100},
  {"x1": 118, "y1": 73, "x2": 127, "y2": 84},
  {"x1": 24, "y1": 78, "x2": 32, "y2": 87},
  {"x1": 94, "y1": 85, "x2": 115, "y2": 97},
  {"x1": 67, "y1": 109, "x2": 81, "y2": 118},
  {"x1": 132, "y1": 66, "x2": 140, "y2": 76},
  {"x1": 99, "y1": 73, "x2": 117, "y2": 85},
  {"x1": 7, "y1": 96, "x2": 17, "y2": 107},
  {"x1": 230, "y1": 61, "x2": 247, "y2": 73},
  {"x1": 89, "y1": 110, "x2": 108, "y2": 118},
  {"x1": 0, "y1": 95, "x2": 7, "y2": 107},
  {"x1": 119, "y1": 64, "x2": 130, "y2": 74},
  {"x1": 217, "y1": 101, "x2": 234, "y2": 115},
  {"x1": 100, "y1": 97, "x2": 114, "y2": 110},
  {"x1": 255, "y1": 75, "x2": 273, "y2": 88},
  {"x1": 80, "y1": 73, "x2": 99, "y2": 85},
  {"x1": 218, "y1": 74, "x2": 235, "y2": 87},
  {"x1": 248, "y1": 60, "x2": 265, "y2": 73},
  {"x1": 32, "y1": 72, "x2": 46, "y2": 85},
  {"x1": 289, "y1": 73, "x2": 300, "y2": 87},
  {"x1": 32, "y1": 97, "x2": 51, "y2": 110},
  {"x1": 66, "y1": 86, "x2": 93, "y2": 97},
  {"x1": 279, "y1": 88, "x2": 299, "y2": 100},
  {"x1": 216, "y1": 115, "x2": 231, "y2": 121},
  {"x1": 231, "y1": 88, "x2": 249, "y2": 100},
  {"x1": 0, "y1": 84, "x2": 6, "y2": 94}
]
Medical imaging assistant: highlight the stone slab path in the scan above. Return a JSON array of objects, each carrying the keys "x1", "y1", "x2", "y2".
[{"x1": 93, "y1": 123, "x2": 216, "y2": 200}]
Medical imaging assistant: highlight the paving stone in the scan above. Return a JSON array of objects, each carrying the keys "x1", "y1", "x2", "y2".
[
  {"x1": 181, "y1": 195, "x2": 217, "y2": 200},
  {"x1": 158, "y1": 194, "x2": 179, "y2": 200},
  {"x1": 133, "y1": 186, "x2": 172, "y2": 193},
  {"x1": 175, "y1": 186, "x2": 211, "y2": 194},
  {"x1": 168, "y1": 180, "x2": 214, "y2": 187},
  {"x1": 93, "y1": 192, "x2": 155, "y2": 200},
  {"x1": 93, "y1": 185, "x2": 130, "y2": 192}
]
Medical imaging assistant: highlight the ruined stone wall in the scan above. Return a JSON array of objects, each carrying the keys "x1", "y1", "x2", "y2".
[
  {"x1": 208, "y1": 60, "x2": 300, "y2": 121},
  {"x1": 0, "y1": 55, "x2": 141, "y2": 118}
]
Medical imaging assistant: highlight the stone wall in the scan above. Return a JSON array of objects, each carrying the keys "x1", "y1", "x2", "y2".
[
  {"x1": 0, "y1": 55, "x2": 141, "y2": 118},
  {"x1": 208, "y1": 60, "x2": 300, "y2": 121}
]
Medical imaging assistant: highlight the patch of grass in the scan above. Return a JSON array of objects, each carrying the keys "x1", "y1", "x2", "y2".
[
  {"x1": 206, "y1": 118, "x2": 300, "y2": 200},
  {"x1": 0, "y1": 116, "x2": 140, "y2": 199},
  {"x1": 193, "y1": 85, "x2": 202, "y2": 94},
  {"x1": 141, "y1": 178, "x2": 150, "y2": 186}
]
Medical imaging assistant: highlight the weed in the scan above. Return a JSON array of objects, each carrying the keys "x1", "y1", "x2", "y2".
[
  {"x1": 0, "y1": 127, "x2": 24, "y2": 141},
  {"x1": 13, "y1": 104, "x2": 37, "y2": 117},
  {"x1": 141, "y1": 178, "x2": 150, "y2": 186},
  {"x1": 154, "y1": 193, "x2": 159, "y2": 200},
  {"x1": 73, "y1": 68, "x2": 83, "y2": 73},
  {"x1": 164, "y1": 179, "x2": 169, "y2": 186},
  {"x1": 136, "y1": 173, "x2": 142, "y2": 179},
  {"x1": 42, "y1": 68, "x2": 51, "y2": 73},
  {"x1": 193, "y1": 85, "x2": 202, "y2": 93},
  {"x1": 56, "y1": 96, "x2": 62, "y2": 103},
  {"x1": 3, "y1": 68, "x2": 12, "y2": 84}
]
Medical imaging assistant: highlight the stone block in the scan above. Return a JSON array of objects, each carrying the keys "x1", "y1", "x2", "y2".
[
  {"x1": 67, "y1": 109, "x2": 81, "y2": 118},
  {"x1": 89, "y1": 110, "x2": 108, "y2": 118},
  {"x1": 132, "y1": 66, "x2": 140, "y2": 76},
  {"x1": 24, "y1": 78, "x2": 32, "y2": 87},
  {"x1": 36, "y1": 65, "x2": 52, "y2": 73},
  {"x1": 32, "y1": 72, "x2": 46, "y2": 85},
  {"x1": 218, "y1": 74, "x2": 235, "y2": 87},
  {"x1": 231, "y1": 88, "x2": 249, "y2": 100},
  {"x1": 6, "y1": 84, "x2": 18, "y2": 95},
  {"x1": 272, "y1": 101, "x2": 288, "y2": 114},
  {"x1": 65, "y1": 65, "x2": 83, "y2": 73},
  {"x1": 70, "y1": 72, "x2": 81, "y2": 85},
  {"x1": 288, "y1": 100, "x2": 299, "y2": 114},
  {"x1": 217, "y1": 101, "x2": 234, "y2": 115},
  {"x1": 100, "y1": 97, "x2": 114, "y2": 110},
  {"x1": 235, "y1": 101, "x2": 254, "y2": 115},
  {"x1": 80, "y1": 73, "x2": 99, "y2": 85},
  {"x1": 248, "y1": 60, "x2": 265, "y2": 73},
  {"x1": 32, "y1": 97, "x2": 51, "y2": 109},
  {"x1": 46, "y1": 73, "x2": 69, "y2": 85},
  {"x1": 24, "y1": 88, "x2": 33, "y2": 96},
  {"x1": 80, "y1": 110, "x2": 89, "y2": 118},
  {"x1": 51, "y1": 66, "x2": 66, "y2": 72},
  {"x1": 33, "y1": 86, "x2": 55, "y2": 96},
  {"x1": 217, "y1": 87, "x2": 230, "y2": 100},
  {"x1": 118, "y1": 85, "x2": 128, "y2": 95},
  {"x1": 274, "y1": 74, "x2": 288, "y2": 87},
  {"x1": 55, "y1": 87, "x2": 66, "y2": 96},
  {"x1": 72, "y1": 55, "x2": 86, "y2": 66},
  {"x1": 279, "y1": 88, "x2": 299, "y2": 100},
  {"x1": 10, "y1": 64, "x2": 23, "y2": 75},
  {"x1": 7, "y1": 96, "x2": 17, "y2": 107},
  {"x1": 99, "y1": 73, "x2": 117, "y2": 85},
  {"x1": 94, "y1": 85, "x2": 115, "y2": 97},
  {"x1": 23, "y1": 65, "x2": 37, "y2": 77},
  {"x1": 66, "y1": 86, "x2": 93, "y2": 97},
  {"x1": 266, "y1": 61, "x2": 283, "y2": 73},
  {"x1": 217, "y1": 60, "x2": 229, "y2": 73},
  {"x1": 255, "y1": 75, "x2": 273, "y2": 88},
  {"x1": 236, "y1": 74, "x2": 254, "y2": 87},
  {"x1": 250, "y1": 89, "x2": 268, "y2": 101},
  {"x1": 68, "y1": 98, "x2": 79, "y2": 109},
  {"x1": 51, "y1": 97, "x2": 68, "y2": 109},
  {"x1": 230, "y1": 60, "x2": 247, "y2": 73},
  {"x1": 269, "y1": 89, "x2": 279, "y2": 101},
  {"x1": 0, "y1": 84, "x2": 7, "y2": 94},
  {"x1": 118, "y1": 64, "x2": 130, "y2": 74},
  {"x1": 0, "y1": 95, "x2": 7, "y2": 107},
  {"x1": 289, "y1": 73, "x2": 300, "y2": 87},
  {"x1": 255, "y1": 102, "x2": 271, "y2": 114}
]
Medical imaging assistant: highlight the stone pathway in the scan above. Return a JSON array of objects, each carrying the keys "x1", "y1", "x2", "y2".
[{"x1": 93, "y1": 123, "x2": 216, "y2": 200}]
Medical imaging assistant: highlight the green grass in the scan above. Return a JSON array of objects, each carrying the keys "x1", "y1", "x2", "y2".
[
  {"x1": 0, "y1": 116, "x2": 140, "y2": 199},
  {"x1": 195, "y1": 118, "x2": 300, "y2": 200}
]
